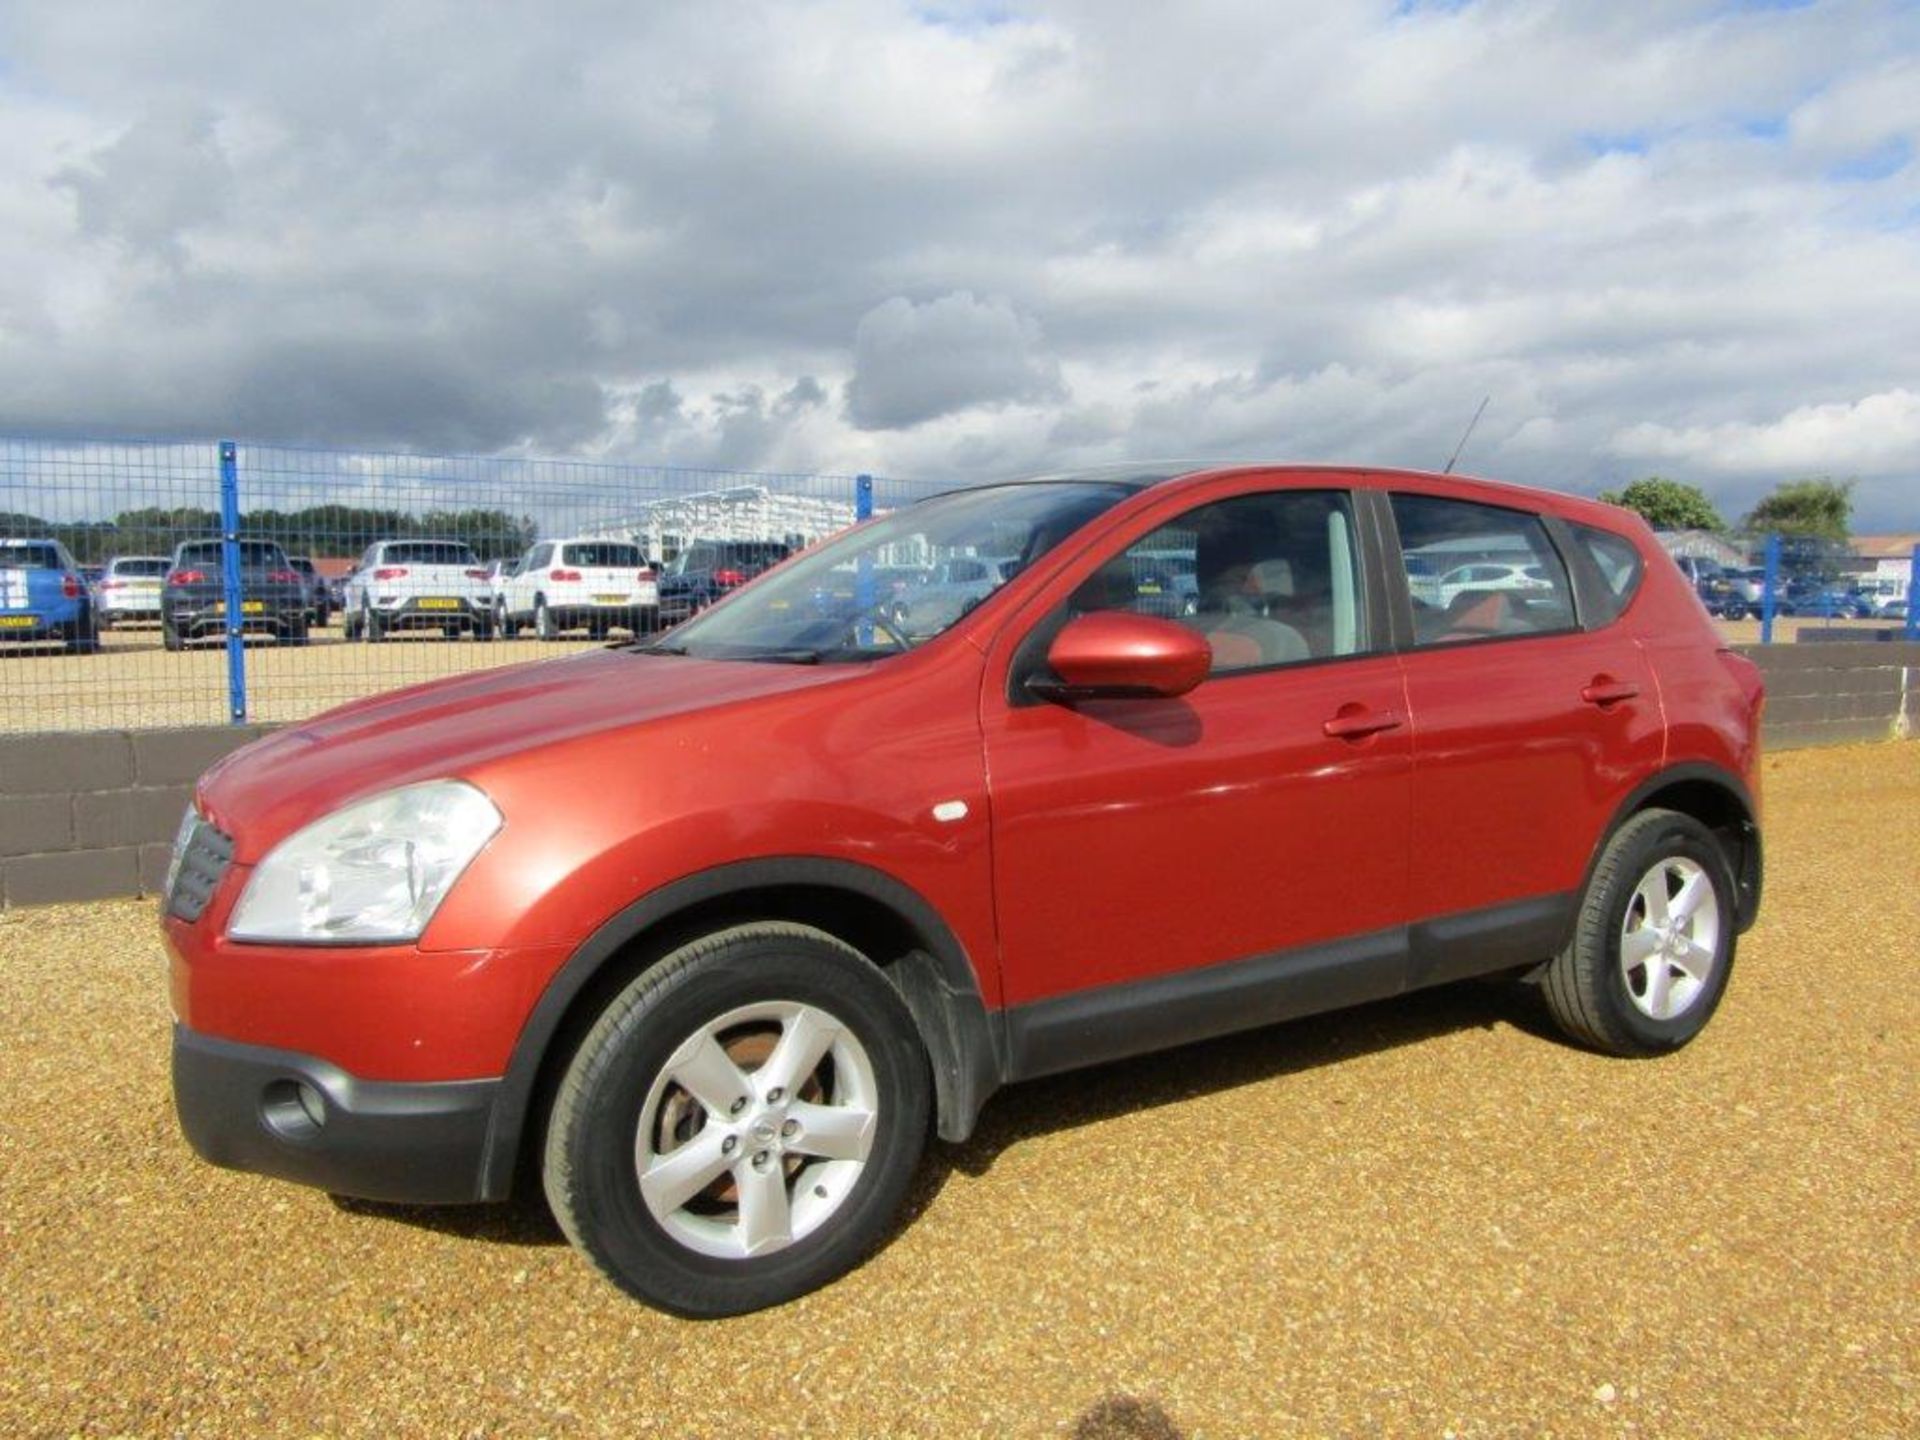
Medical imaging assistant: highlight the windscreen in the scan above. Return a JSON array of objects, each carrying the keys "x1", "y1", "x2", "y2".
[
  {"x1": 654, "y1": 482, "x2": 1133, "y2": 663},
  {"x1": 112, "y1": 558, "x2": 171, "y2": 577},
  {"x1": 0, "y1": 543, "x2": 62, "y2": 569},
  {"x1": 562, "y1": 543, "x2": 643, "y2": 567},
  {"x1": 175, "y1": 541, "x2": 288, "y2": 568},
  {"x1": 382, "y1": 542, "x2": 478, "y2": 566}
]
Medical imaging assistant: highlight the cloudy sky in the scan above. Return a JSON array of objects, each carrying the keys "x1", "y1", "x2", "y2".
[{"x1": 2, "y1": 0, "x2": 1917, "y2": 527}]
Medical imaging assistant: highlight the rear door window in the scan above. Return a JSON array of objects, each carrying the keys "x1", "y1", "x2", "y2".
[{"x1": 1390, "y1": 494, "x2": 1575, "y2": 645}]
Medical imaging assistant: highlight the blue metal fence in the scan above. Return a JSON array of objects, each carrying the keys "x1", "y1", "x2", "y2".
[
  {"x1": 1, "y1": 437, "x2": 942, "y2": 733},
  {"x1": 2, "y1": 437, "x2": 1914, "y2": 734}
]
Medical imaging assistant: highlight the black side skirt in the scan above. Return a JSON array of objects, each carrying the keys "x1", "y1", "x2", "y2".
[{"x1": 1003, "y1": 892, "x2": 1573, "y2": 1083}]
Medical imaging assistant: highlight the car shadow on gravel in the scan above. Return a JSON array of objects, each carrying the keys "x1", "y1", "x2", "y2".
[
  {"x1": 329, "y1": 1193, "x2": 566, "y2": 1245},
  {"x1": 901, "y1": 973, "x2": 1556, "y2": 1221},
  {"x1": 331, "y1": 975, "x2": 1556, "y2": 1259}
]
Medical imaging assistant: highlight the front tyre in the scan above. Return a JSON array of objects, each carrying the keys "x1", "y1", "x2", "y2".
[
  {"x1": 1542, "y1": 808, "x2": 1737, "y2": 1057},
  {"x1": 543, "y1": 923, "x2": 930, "y2": 1317}
]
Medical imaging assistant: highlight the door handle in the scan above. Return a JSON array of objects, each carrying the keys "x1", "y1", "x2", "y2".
[
  {"x1": 1322, "y1": 707, "x2": 1403, "y2": 740},
  {"x1": 1581, "y1": 679, "x2": 1640, "y2": 707}
]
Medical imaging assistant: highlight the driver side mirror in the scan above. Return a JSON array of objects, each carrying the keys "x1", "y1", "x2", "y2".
[{"x1": 1029, "y1": 611, "x2": 1211, "y2": 702}]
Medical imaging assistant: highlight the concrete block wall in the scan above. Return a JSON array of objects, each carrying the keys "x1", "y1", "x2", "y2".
[
  {"x1": 1734, "y1": 641, "x2": 1919, "y2": 750},
  {"x1": 0, "y1": 726, "x2": 272, "y2": 906}
]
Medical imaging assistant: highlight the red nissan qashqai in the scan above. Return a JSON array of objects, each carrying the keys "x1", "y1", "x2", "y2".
[{"x1": 164, "y1": 464, "x2": 1764, "y2": 1315}]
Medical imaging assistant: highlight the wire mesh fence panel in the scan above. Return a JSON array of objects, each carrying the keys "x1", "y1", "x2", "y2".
[
  {"x1": 1, "y1": 438, "x2": 239, "y2": 732},
  {"x1": 2, "y1": 437, "x2": 946, "y2": 734}
]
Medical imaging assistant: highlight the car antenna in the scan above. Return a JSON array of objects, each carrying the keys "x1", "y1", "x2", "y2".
[{"x1": 1442, "y1": 395, "x2": 1490, "y2": 475}]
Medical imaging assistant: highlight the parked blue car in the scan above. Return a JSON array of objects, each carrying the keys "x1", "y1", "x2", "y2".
[{"x1": 0, "y1": 538, "x2": 99, "y2": 652}]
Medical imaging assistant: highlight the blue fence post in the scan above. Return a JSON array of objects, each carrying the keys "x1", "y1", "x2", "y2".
[
  {"x1": 853, "y1": 474, "x2": 875, "y2": 647},
  {"x1": 1906, "y1": 544, "x2": 1919, "y2": 643},
  {"x1": 219, "y1": 440, "x2": 247, "y2": 723},
  {"x1": 1760, "y1": 532, "x2": 1781, "y2": 645}
]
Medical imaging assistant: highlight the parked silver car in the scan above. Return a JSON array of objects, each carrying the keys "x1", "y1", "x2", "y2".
[{"x1": 95, "y1": 555, "x2": 171, "y2": 628}]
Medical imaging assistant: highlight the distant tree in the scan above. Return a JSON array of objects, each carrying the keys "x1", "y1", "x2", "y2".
[
  {"x1": 1597, "y1": 476, "x2": 1726, "y2": 532},
  {"x1": 1743, "y1": 478, "x2": 1854, "y2": 541}
]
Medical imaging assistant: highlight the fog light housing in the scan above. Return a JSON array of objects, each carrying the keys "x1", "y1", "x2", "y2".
[{"x1": 261, "y1": 1079, "x2": 326, "y2": 1140}]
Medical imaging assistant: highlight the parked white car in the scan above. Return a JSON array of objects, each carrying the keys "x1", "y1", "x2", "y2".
[
  {"x1": 95, "y1": 555, "x2": 172, "y2": 627},
  {"x1": 481, "y1": 558, "x2": 519, "y2": 622},
  {"x1": 499, "y1": 538, "x2": 659, "y2": 639},
  {"x1": 342, "y1": 539, "x2": 496, "y2": 641},
  {"x1": 1433, "y1": 561, "x2": 1554, "y2": 609}
]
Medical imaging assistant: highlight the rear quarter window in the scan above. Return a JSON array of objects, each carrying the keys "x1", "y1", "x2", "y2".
[{"x1": 1569, "y1": 522, "x2": 1645, "y2": 626}]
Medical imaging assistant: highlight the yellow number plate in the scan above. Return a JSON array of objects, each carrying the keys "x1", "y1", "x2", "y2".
[
  {"x1": 0, "y1": 614, "x2": 37, "y2": 628},
  {"x1": 417, "y1": 597, "x2": 459, "y2": 610},
  {"x1": 208, "y1": 601, "x2": 267, "y2": 616},
  {"x1": 593, "y1": 593, "x2": 627, "y2": 604}
]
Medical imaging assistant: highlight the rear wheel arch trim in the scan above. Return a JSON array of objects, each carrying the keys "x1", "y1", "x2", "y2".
[
  {"x1": 478, "y1": 857, "x2": 1001, "y2": 1199},
  {"x1": 1574, "y1": 763, "x2": 1761, "y2": 944}
]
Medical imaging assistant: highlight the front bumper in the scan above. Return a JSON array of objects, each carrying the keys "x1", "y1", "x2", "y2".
[{"x1": 172, "y1": 1024, "x2": 502, "y2": 1204}]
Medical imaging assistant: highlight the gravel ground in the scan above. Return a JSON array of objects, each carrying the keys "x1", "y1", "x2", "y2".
[
  {"x1": 2, "y1": 743, "x2": 1915, "y2": 1438},
  {"x1": 1, "y1": 614, "x2": 1900, "y2": 733},
  {"x1": 0, "y1": 624, "x2": 603, "y2": 733}
]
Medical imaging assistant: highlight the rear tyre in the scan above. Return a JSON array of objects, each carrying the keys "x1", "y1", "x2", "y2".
[
  {"x1": 536, "y1": 598, "x2": 557, "y2": 640},
  {"x1": 1542, "y1": 808, "x2": 1736, "y2": 1057},
  {"x1": 65, "y1": 608, "x2": 100, "y2": 654},
  {"x1": 474, "y1": 619, "x2": 496, "y2": 642},
  {"x1": 543, "y1": 923, "x2": 931, "y2": 1317},
  {"x1": 363, "y1": 604, "x2": 387, "y2": 643},
  {"x1": 162, "y1": 621, "x2": 184, "y2": 653}
]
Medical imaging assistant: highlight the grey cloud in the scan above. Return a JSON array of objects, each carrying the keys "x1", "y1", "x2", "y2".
[
  {"x1": 0, "y1": 1, "x2": 1915, "y2": 527},
  {"x1": 846, "y1": 292, "x2": 1065, "y2": 430},
  {"x1": 54, "y1": 100, "x2": 232, "y2": 260}
]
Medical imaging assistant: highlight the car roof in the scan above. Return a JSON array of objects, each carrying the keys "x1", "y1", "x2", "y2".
[{"x1": 951, "y1": 462, "x2": 1636, "y2": 530}]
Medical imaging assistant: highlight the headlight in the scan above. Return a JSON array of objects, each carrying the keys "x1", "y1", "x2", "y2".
[{"x1": 228, "y1": 780, "x2": 502, "y2": 944}]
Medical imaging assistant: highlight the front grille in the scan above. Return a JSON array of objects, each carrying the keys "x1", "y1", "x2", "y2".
[{"x1": 167, "y1": 816, "x2": 235, "y2": 923}]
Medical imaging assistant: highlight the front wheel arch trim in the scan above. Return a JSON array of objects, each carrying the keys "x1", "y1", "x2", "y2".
[{"x1": 477, "y1": 857, "x2": 1002, "y2": 1200}]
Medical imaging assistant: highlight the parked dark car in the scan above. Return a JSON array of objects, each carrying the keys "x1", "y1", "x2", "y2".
[
  {"x1": 165, "y1": 463, "x2": 1763, "y2": 1318},
  {"x1": 657, "y1": 539, "x2": 792, "y2": 625},
  {"x1": 162, "y1": 538, "x2": 311, "y2": 650},
  {"x1": 1780, "y1": 580, "x2": 1872, "y2": 619},
  {"x1": 288, "y1": 557, "x2": 333, "y2": 627}
]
